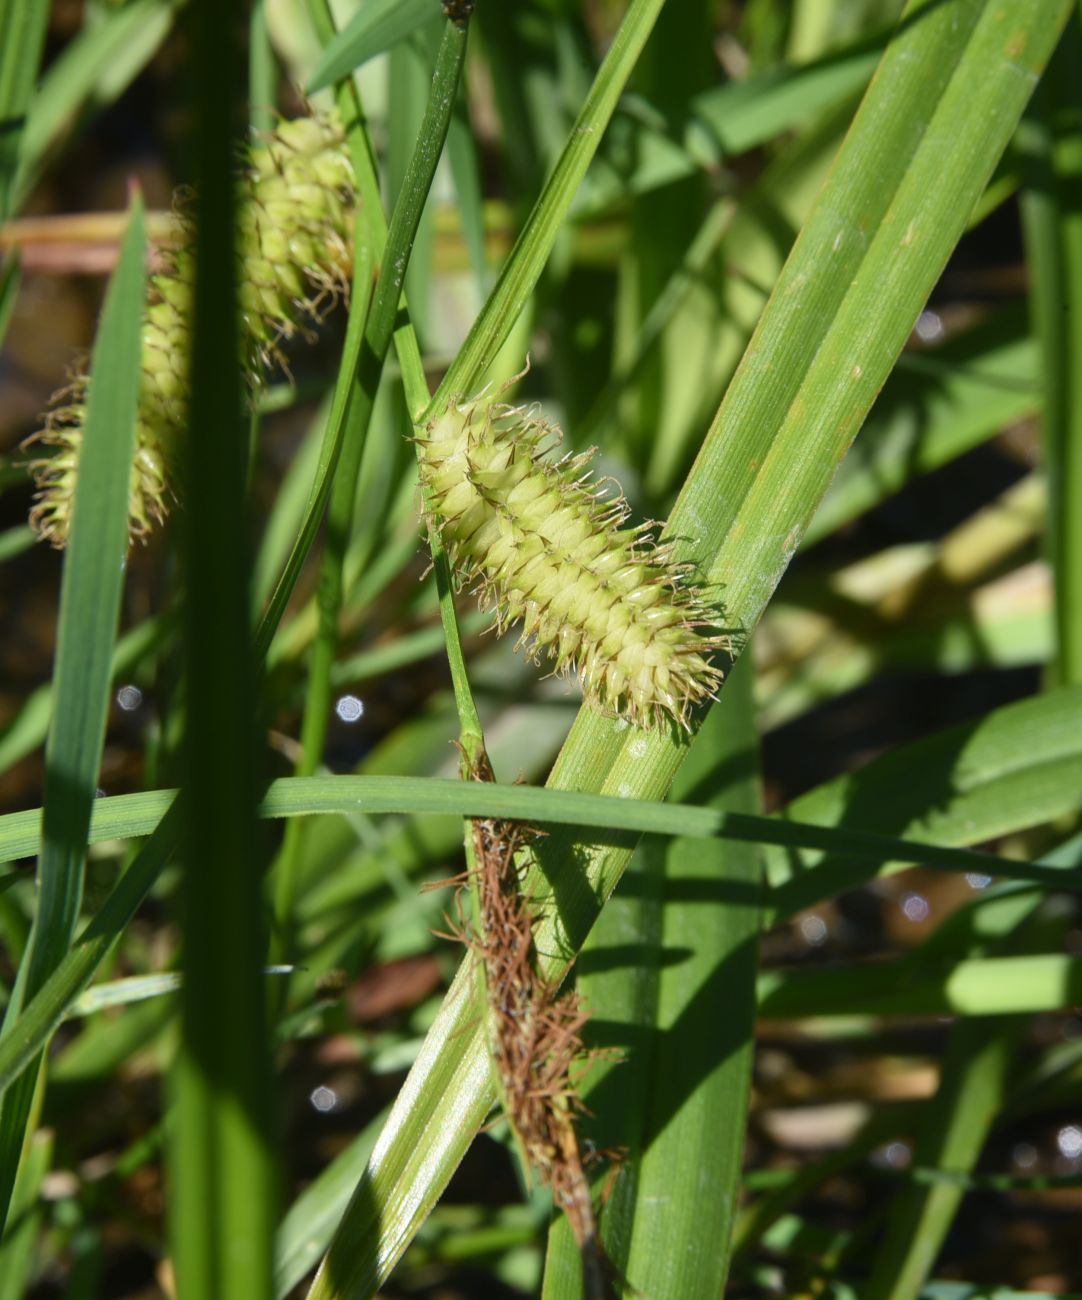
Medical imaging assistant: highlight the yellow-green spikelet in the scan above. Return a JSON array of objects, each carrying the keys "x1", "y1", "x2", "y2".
[
  {"x1": 28, "y1": 111, "x2": 355, "y2": 547},
  {"x1": 419, "y1": 393, "x2": 725, "y2": 730}
]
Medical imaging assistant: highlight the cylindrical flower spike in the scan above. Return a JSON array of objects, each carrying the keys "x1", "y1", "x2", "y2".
[
  {"x1": 27, "y1": 111, "x2": 356, "y2": 547},
  {"x1": 418, "y1": 386, "x2": 726, "y2": 730}
]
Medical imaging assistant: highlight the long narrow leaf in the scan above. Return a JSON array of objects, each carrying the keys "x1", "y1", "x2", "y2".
[
  {"x1": 169, "y1": 0, "x2": 274, "y2": 1287},
  {"x1": 542, "y1": 655, "x2": 761, "y2": 1297},
  {"x1": 0, "y1": 0, "x2": 49, "y2": 220},
  {"x1": 0, "y1": 774, "x2": 1068, "y2": 890},
  {"x1": 0, "y1": 194, "x2": 145, "y2": 1229},
  {"x1": 307, "y1": 0, "x2": 434, "y2": 92}
]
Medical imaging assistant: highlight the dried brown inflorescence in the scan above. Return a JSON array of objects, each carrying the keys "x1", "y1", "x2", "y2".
[{"x1": 448, "y1": 757, "x2": 611, "y2": 1296}]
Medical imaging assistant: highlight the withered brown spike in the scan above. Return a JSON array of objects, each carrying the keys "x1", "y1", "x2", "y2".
[{"x1": 451, "y1": 769, "x2": 608, "y2": 1287}]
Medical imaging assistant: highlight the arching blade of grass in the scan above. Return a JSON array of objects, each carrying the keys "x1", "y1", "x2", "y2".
[
  {"x1": 306, "y1": 0, "x2": 434, "y2": 92},
  {"x1": 0, "y1": 194, "x2": 145, "y2": 1231},
  {"x1": 541, "y1": 654, "x2": 761, "y2": 1299},
  {"x1": 1, "y1": 770, "x2": 1072, "y2": 890},
  {"x1": 301, "y1": 5, "x2": 1071, "y2": 1295},
  {"x1": 0, "y1": 687, "x2": 1077, "y2": 1139}
]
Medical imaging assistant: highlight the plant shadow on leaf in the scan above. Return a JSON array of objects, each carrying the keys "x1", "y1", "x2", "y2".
[
  {"x1": 560, "y1": 867, "x2": 758, "y2": 1280},
  {"x1": 611, "y1": 870, "x2": 762, "y2": 908},
  {"x1": 770, "y1": 714, "x2": 982, "y2": 917},
  {"x1": 580, "y1": 928, "x2": 757, "y2": 1146},
  {"x1": 574, "y1": 943, "x2": 693, "y2": 976}
]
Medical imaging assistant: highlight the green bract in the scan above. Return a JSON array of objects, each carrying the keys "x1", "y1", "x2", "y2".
[
  {"x1": 27, "y1": 111, "x2": 355, "y2": 547},
  {"x1": 418, "y1": 389, "x2": 725, "y2": 730}
]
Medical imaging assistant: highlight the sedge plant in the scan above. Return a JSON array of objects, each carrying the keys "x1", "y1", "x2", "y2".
[{"x1": 0, "y1": 3, "x2": 1080, "y2": 1299}]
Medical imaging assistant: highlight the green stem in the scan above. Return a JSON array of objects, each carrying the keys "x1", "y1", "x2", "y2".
[
  {"x1": 248, "y1": 0, "x2": 277, "y2": 135},
  {"x1": 270, "y1": 370, "x2": 370, "y2": 967},
  {"x1": 1020, "y1": 15, "x2": 1082, "y2": 686},
  {"x1": 274, "y1": 7, "x2": 478, "y2": 964},
  {"x1": 307, "y1": 0, "x2": 485, "y2": 758}
]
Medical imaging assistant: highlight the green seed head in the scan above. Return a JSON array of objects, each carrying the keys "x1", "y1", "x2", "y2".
[
  {"x1": 27, "y1": 109, "x2": 356, "y2": 547},
  {"x1": 418, "y1": 386, "x2": 726, "y2": 730}
]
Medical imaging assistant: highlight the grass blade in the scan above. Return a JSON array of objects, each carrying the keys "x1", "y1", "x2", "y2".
[
  {"x1": 0, "y1": 1129, "x2": 52, "y2": 1297},
  {"x1": 0, "y1": 0, "x2": 49, "y2": 220},
  {"x1": 3, "y1": 771, "x2": 1072, "y2": 891},
  {"x1": 0, "y1": 695, "x2": 1076, "y2": 1153},
  {"x1": 758, "y1": 953, "x2": 1082, "y2": 1019},
  {"x1": 765, "y1": 683, "x2": 1082, "y2": 920},
  {"x1": 0, "y1": 659, "x2": 1074, "y2": 1080},
  {"x1": 306, "y1": 0, "x2": 434, "y2": 93},
  {"x1": 168, "y1": 0, "x2": 275, "y2": 1288},
  {"x1": 542, "y1": 654, "x2": 761, "y2": 1298},
  {"x1": 0, "y1": 249, "x2": 19, "y2": 351},
  {"x1": 862, "y1": 1021, "x2": 1024, "y2": 1296},
  {"x1": 0, "y1": 192, "x2": 145, "y2": 1230},
  {"x1": 691, "y1": 26, "x2": 883, "y2": 157}
]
